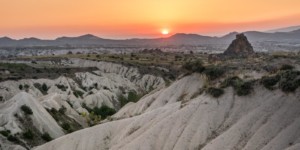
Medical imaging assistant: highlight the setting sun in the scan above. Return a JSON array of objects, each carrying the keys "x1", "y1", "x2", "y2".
[{"x1": 161, "y1": 29, "x2": 170, "y2": 35}]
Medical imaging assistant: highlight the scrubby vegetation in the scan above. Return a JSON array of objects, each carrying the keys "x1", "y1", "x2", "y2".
[
  {"x1": 0, "y1": 130, "x2": 11, "y2": 137},
  {"x1": 19, "y1": 84, "x2": 23, "y2": 90},
  {"x1": 82, "y1": 103, "x2": 116, "y2": 125},
  {"x1": 119, "y1": 91, "x2": 141, "y2": 107},
  {"x1": 236, "y1": 81, "x2": 254, "y2": 96},
  {"x1": 280, "y1": 64, "x2": 294, "y2": 70},
  {"x1": 23, "y1": 130, "x2": 34, "y2": 140},
  {"x1": 34, "y1": 83, "x2": 49, "y2": 95},
  {"x1": 21, "y1": 105, "x2": 33, "y2": 115},
  {"x1": 278, "y1": 70, "x2": 300, "y2": 92},
  {"x1": 203, "y1": 66, "x2": 225, "y2": 80},
  {"x1": 55, "y1": 84, "x2": 68, "y2": 91},
  {"x1": 221, "y1": 76, "x2": 254, "y2": 96},
  {"x1": 7, "y1": 135, "x2": 19, "y2": 142},
  {"x1": 261, "y1": 75, "x2": 280, "y2": 90},
  {"x1": 41, "y1": 132, "x2": 53, "y2": 142},
  {"x1": 93, "y1": 105, "x2": 116, "y2": 120},
  {"x1": 46, "y1": 107, "x2": 82, "y2": 133},
  {"x1": 61, "y1": 123, "x2": 71, "y2": 132},
  {"x1": 73, "y1": 90, "x2": 84, "y2": 98},
  {"x1": 182, "y1": 60, "x2": 205, "y2": 73},
  {"x1": 206, "y1": 87, "x2": 224, "y2": 98},
  {"x1": 259, "y1": 70, "x2": 300, "y2": 92}
]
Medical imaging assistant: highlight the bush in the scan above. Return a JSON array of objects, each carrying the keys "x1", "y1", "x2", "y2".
[
  {"x1": 24, "y1": 84, "x2": 30, "y2": 89},
  {"x1": 21, "y1": 105, "x2": 33, "y2": 115},
  {"x1": 73, "y1": 90, "x2": 84, "y2": 98},
  {"x1": 19, "y1": 84, "x2": 23, "y2": 90},
  {"x1": 61, "y1": 123, "x2": 71, "y2": 131},
  {"x1": 55, "y1": 84, "x2": 68, "y2": 92},
  {"x1": 128, "y1": 91, "x2": 139, "y2": 103},
  {"x1": 279, "y1": 80, "x2": 298, "y2": 92},
  {"x1": 7, "y1": 135, "x2": 19, "y2": 142},
  {"x1": 203, "y1": 66, "x2": 225, "y2": 80},
  {"x1": 41, "y1": 132, "x2": 53, "y2": 142},
  {"x1": 42, "y1": 83, "x2": 48, "y2": 91},
  {"x1": 182, "y1": 60, "x2": 205, "y2": 73},
  {"x1": 280, "y1": 64, "x2": 294, "y2": 70},
  {"x1": 58, "y1": 106, "x2": 67, "y2": 114},
  {"x1": 278, "y1": 70, "x2": 300, "y2": 92},
  {"x1": 207, "y1": 87, "x2": 224, "y2": 98},
  {"x1": 236, "y1": 81, "x2": 254, "y2": 96},
  {"x1": 82, "y1": 103, "x2": 93, "y2": 113},
  {"x1": 261, "y1": 75, "x2": 280, "y2": 90},
  {"x1": 23, "y1": 130, "x2": 34, "y2": 139},
  {"x1": 221, "y1": 76, "x2": 243, "y2": 88},
  {"x1": 119, "y1": 91, "x2": 141, "y2": 107},
  {"x1": 0, "y1": 130, "x2": 11, "y2": 137},
  {"x1": 93, "y1": 105, "x2": 116, "y2": 119},
  {"x1": 34, "y1": 83, "x2": 49, "y2": 95},
  {"x1": 221, "y1": 76, "x2": 253, "y2": 96}
]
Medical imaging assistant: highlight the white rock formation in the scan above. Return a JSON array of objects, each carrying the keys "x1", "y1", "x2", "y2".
[
  {"x1": 0, "y1": 60, "x2": 166, "y2": 149},
  {"x1": 35, "y1": 74, "x2": 300, "y2": 150},
  {"x1": 0, "y1": 92, "x2": 64, "y2": 138}
]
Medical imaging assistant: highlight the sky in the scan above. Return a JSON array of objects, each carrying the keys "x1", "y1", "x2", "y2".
[{"x1": 1, "y1": 0, "x2": 300, "y2": 39}]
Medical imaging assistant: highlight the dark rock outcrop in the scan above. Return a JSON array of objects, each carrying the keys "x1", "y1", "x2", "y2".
[{"x1": 224, "y1": 33, "x2": 254, "y2": 56}]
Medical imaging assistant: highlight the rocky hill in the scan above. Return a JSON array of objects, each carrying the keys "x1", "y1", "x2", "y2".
[
  {"x1": 35, "y1": 72, "x2": 300, "y2": 150},
  {"x1": 1, "y1": 57, "x2": 300, "y2": 150},
  {"x1": 0, "y1": 60, "x2": 166, "y2": 149},
  {"x1": 224, "y1": 34, "x2": 254, "y2": 56}
]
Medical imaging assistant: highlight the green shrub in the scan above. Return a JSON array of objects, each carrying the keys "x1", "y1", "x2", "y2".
[
  {"x1": 73, "y1": 90, "x2": 84, "y2": 98},
  {"x1": 118, "y1": 94, "x2": 128, "y2": 107},
  {"x1": 61, "y1": 123, "x2": 71, "y2": 131},
  {"x1": 82, "y1": 103, "x2": 93, "y2": 113},
  {"x1": 7, "y1": 135, "x2": 19, "y2": 142},
  {"x1": 221, "y1": 76, "x2": 253, "y2": 96},
  {"x1": 236, "y1": 81, "x2": 254, "y2": 96},
  {"x1": 280, "y1": 64, "x2": 294, "y2": 70},
  {"x1": 41, "y1": 132, "x2": 53, "y2": 142},
  {"x1": 261, "y1": 75, "x2": 280, "y2": 90},
  {"x1": 0, "y1": 130, "x2": 11, "y2": 137},
  {"x1": 279, "y1": 80, "x2": 298, "y2": 92},
  {"x1": 55, "y1": 84, "x2": 68, "y2": 91},
  {"x1": 24, "y1": 84, "x2": 30, "y2": 89},
  {"x1": 23, "y1": 130, "x2": 34, "y2": 139},
  {"x1": 128, "y1": 91, "x2": 139, "y2": 102},
  {"x1": 34, "y1": 83, "x2": 49, "y2": 95},
  {"x1": 119, "y1": 91, "x2": 141, "y2": 107},
  {"x1": 207, "y1": 87, "x2": 224, "y2": 98},
  {"x1": 58, "y1": 106, "x2": 67, "y2": 114},
  {"x1": 21, "y1": 105, "x2": 33, "y2": 115},
  {"x1": 203, "y1": 66, "x2": 225, "y2": 80},
  {"x1": 93, "y1": 105, "x2": 116, "y2": 119},
  {"x1": 221, "y1": 76, "x2": 243, "y2": 88},
  {"x1": 19, "y1": 85, "x2": 23, "y2": 90},
  {"x1": 278, "y1": 70, "x2": 300, "y2": 92},
  {"x1": 182, "y1": 60, "x2": 205, "y2": 73}
]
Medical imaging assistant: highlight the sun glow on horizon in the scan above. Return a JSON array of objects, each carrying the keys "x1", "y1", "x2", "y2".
[{"x1": 161, "y1": 29, "x2": 170, "y2": 35}]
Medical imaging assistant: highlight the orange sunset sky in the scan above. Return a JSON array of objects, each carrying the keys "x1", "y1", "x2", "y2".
[{"x1": 1, "y1": 0, "x2": 300, "y2": 39}]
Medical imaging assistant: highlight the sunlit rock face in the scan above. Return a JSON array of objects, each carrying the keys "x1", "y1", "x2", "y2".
[{"x1": 224, "y1": 33, "x2": 254, "y2": 56}]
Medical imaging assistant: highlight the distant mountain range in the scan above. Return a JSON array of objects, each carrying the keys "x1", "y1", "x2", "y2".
[
  {"x1": 1, "y1": 29, "x2": 300, "y2": 48},
  {"x1": 267, "y1": 25, "x2": 300, "y2": 33}
]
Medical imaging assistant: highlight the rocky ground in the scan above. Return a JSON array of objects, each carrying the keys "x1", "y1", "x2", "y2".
[
  {"x1": 0, "y1": 59, "x2": 166, "y2": 149},
  {"x1": 0, "y1": 52, "x2": 300, "y2": 150}
]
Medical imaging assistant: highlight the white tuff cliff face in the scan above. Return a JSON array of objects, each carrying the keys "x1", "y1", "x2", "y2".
[
  {"x1": 0, "y1": 60, "x2": 166, "y2": 149},
  {"x1": 35, "y1": 73, "x2": 300, "y2": 150},
  {"x1": 0, "y1": 92, "x2": 65, "y2": 137}
]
